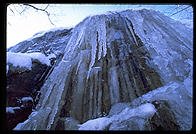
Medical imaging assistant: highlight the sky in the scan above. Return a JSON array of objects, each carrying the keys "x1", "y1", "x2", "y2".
[{"x1": 7, "y1": 4, "x2": 193, "y2": 49}]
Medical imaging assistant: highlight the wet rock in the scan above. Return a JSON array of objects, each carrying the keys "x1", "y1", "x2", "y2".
[
  {"x1": 6, "y1": 107, "x2": 28, "y2": 130},
  {"x1": 64, "y1": 117, "x2": 80, "y2": 130},
  {"x1": 6, "y1": 61, "x2": 52, "y2": 129},
  {"x1": 108, "y1": 117, "x2": 149, "y2": 130},
  {"x1": 149, "y1": 100, "x2": 179, "y2": 130}
]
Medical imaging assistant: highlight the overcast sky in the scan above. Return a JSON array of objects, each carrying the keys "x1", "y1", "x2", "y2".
[{"x1": 7, "y1": 4, "x2": 193, "y2": 49}]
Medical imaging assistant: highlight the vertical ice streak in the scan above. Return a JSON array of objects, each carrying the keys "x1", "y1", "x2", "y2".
[
  {"x1": 97, "y1": 16, "x2": 107, "y2": 60},
  {"x1": 125, "y1": 18, "x2": 139, "y2": 46}
]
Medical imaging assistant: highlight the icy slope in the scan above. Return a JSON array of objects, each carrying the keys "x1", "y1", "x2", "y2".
[
  {"x1": 11, "y1": 8, "x2": 192, "y2": 130},
  {"x1": 8, "y1": 27, "x2": 72, "y2": 56}
]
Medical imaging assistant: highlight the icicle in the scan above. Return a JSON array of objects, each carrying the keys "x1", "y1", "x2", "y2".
[
  {"x1": 87, "y1": 15, "x2": 107, "y2": 80},
  {"x1": 125, "y1": 18, "x2": 139, "y2": 46},
  {"x1": 76, "y1": 58, "x2": 82, "y2": 75},
  {"x1": 87, "y1": 30, "x2": 98, "y2": 80},
  {"x1": 97, "y1": 16, "x2": 107, "y2": 60},
  {"x1": 63, "y1": 20, "x2": 86, "y2": 60}
]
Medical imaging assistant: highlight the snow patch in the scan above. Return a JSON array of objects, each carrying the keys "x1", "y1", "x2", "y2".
[
  {"x1": 6, "y1": 65, "x2": 9, "y2": 74},
  {"x1": 78, "y1": 117, "x2": 111, "y2": 130},
  {"x1": 27, "y1": 27, "x2": 71, "y2": 41},
  {"x1": 21, "y1": 97, "x2": 33, "y2": 102},
  {"x1": 7, "y1": 52, "x2": 52, "y2": 72},
  {"x1": 6, "y1": 107, "x2": 15, "y2": 114},
  {"x1": 7, "y1": 52, "x2": 32, "y2": 70}
]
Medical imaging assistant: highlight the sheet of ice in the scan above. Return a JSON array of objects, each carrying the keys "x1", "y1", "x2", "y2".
[
  {"x1": 120, "y1": 9, "x2": 193, "y2": 84},
  {"x1": 13, "y1": 118, "x2": 30, "y2": 130}
]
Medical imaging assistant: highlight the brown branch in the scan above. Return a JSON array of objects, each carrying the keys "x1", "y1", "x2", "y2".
[
  {"x1": 19, "y1": 5, "x2": 28, "y2": 15},
  {"x1": 8, "y1": 6, "x2": 15, "y2": 15},
  {"x1": 22, "y1": 4, "x2": 55, "y2": 25},
  {"x1": 170, "y1": 5, "x2": 191, "y2": 16}
]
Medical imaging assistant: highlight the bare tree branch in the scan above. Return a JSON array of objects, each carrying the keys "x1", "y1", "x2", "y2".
[
  {"x1": 43, "y1": 4, "x2": 49, "y2": 10},
  {"x1": 22, "y1": 4, "x2": 55, "y2": 25},
  {"x1": 19, "y1": 5, "x2": 28, "y2": 15},
  {"x1": 8, "y1": 6, "x2": 15, "y2": 15},
  {"x1": 170, "y1": 5, "x2": 191, "y2": 16}
]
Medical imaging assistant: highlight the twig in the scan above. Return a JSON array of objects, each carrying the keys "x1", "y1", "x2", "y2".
[
  {"x1": 170, "y1": 5, "x2": 191, "y2": 16},
  {"x1": 22, "y1": 4, "x2": 55, "y2": 25}
]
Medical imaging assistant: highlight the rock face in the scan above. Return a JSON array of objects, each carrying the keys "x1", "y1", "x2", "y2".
[{"x1": 7, "y1": 9, "x2": 193, "y2": 130}]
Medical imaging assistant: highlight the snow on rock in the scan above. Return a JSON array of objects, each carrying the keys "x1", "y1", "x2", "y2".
[
  {"x1": 7, "y1": 52, "x2": 52, "y2": 72},
  {"x1": 78, "y1": 117, "x2": 111, "y2": 130},
  {"x1": 7, "y1": 52, "x2": 32, "y2": 70},
  {"x1": 79, "y1": 103, "x2": 156, "y2": 130},
  {"x1": 130, "y1": 81, "x2": 192, "y2": 130},
  {"x1": 27, "y1": 27, "x2": 72, "y2": 41},
  {"x1": 110, "y1": 103, "x2": 156, "y2": 122},
  {"x1": 6, "y1": 107, "x2": 15, "y2": 114},
  {"x1": 28, "y1": 52, "x2": 51, "y2": 66},
  {"x1": 6, "y1": 107, "x2": 21, "y2": 114},
  {"x1": 47, "y1": 53, "x2": 56, "y2": 59},
  {"x1": 21, "y1": 97, "x2": 33, "y2": 102},
  {"x1": 6, "y1": 65, "x2": 9, "y2": 74}
]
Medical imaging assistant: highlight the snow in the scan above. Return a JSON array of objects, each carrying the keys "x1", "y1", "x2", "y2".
[
  {"x1": 7, "y1": 52, "x2": 32, "y2": 70},
  {"x1": 21, "y1": 97, "x2": 33, "y2": 102},
  {"x1": 179, "y1": 19, "x2": 193, "y2": 29},
  {"x1": 27, "y1": 27, "x2": 71, "y2": 41},
  {"x1": 28, "y1": 52, "x2": 51, "y2": 65},
  {"x1": 7, "y1": 52, "x2": 52, "y2": 72},
  {"x1": 47, "y1": 53, "x2": 56, "y2": 59},
  {"x1": 110, "y1": 103, "x2": 156, "y2": 121},
  {"x1": 6, "y1": 107, "x2": 15, "y2": 114},
  {"x1": 78, "y1": 117, "x2": 111, "y2": 130},
  {"x1": 6, "y1": 107, "x2": 21, "y2": 114},
  {"x1": 79, "y1": 103, "x2": 156, "y2": 130},
  {"x1": 6, "y1": 65, "x2": 9, "y2": 74}
]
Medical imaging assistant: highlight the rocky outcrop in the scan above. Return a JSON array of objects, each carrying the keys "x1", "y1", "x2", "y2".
[
  {"x1": 7, "y1": 9, "x2": 193, "y2": 130},
  {"x1": 6, "y1": 61, "x2": 52, "y2": 129}
]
